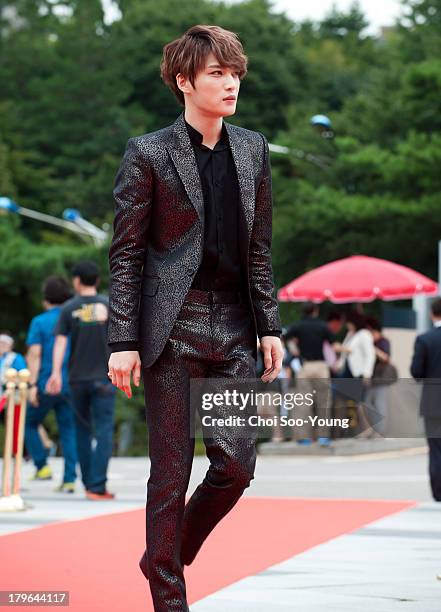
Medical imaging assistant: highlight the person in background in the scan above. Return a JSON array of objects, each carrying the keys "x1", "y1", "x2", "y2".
[
  {"x1": 256, "y1": 334, "x2": 292, "y2": 443},
  {"x1": 365, "y1": 316, "x2": 392, "y2": 437},
  {"x1": 277, "y1": 333, "x2": 295, "y2": 437},
  {"x1": 327, "y1": 311, "x2": 344, "y2": 336},
  {"x1": 37, "y1": 424, "x2": 57, "y2": 457},
  {"x1": 411, "y1": 297, "x2": 441, "y2": 502},
  {"x1": 323, "y1": 312, "x2": 347, "y2": 438},
  {"x1": 0, "y1": 333, "x2": 55, "y2": 463},
  {"x1": 25, "y1": 276, "x2": 78, "y2": 490},
  {"x1": 285, "y1": 303, "x2": 340, "y2": 446},
  {"x1": 0, "y1": 332, "x2": 27, "y2": 457},
  {"x1": 336, "y1": 310, "x2": 376, "y2": 437},
  {"x1": 0, "y1": 331, "x2": 26, "y2": 382},
  {"x1": 324, "y1": 311, "x2": 344, "y2": 374},
  {"x1": 46, "y1": 261, "x2": 116, "y2": 501}
]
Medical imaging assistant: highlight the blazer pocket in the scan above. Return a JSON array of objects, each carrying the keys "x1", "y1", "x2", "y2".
[{"x1": 141, "y1": 276, "x2": 160, "y2": 297}]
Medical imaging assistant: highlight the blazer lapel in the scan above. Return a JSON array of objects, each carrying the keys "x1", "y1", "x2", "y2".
[
  {"x1": 224, "y1": 122, "x2": 255, "y2": 239},
  {"x1": 165, "y1": 113, "x2": 204, "y2": 223},
  {"x1": 165, "y1": 113, "x2": 255, "y2": 237}
]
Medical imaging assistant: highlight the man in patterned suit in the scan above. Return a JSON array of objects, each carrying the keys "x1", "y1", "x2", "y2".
[{"x1": 107, "y1": 25, "x2": 283, "y2": 612}]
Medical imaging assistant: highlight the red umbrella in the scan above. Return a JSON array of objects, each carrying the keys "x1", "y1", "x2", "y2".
[{"x1": 278, "y1": 255, "x2": 439, "y2": 304}]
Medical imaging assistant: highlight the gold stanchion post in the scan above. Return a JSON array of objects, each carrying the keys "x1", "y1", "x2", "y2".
[
  {"x1": 13, "y1": 368, "x2": 31, "y2": 495},
  {"x1": 1, "y1": 368, "x2": 17, "y2": 498},
  {"x1": 0, "y1": 368, "x2": 30, "y2": 511}
]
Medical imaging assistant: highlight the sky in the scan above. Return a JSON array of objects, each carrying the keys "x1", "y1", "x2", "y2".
[
  {"x1": 268, "y1": 0, "x2": 404, "y2": 33},
  {"x1": 102, "y1": 0, "x2": 405, "y2": 34}
]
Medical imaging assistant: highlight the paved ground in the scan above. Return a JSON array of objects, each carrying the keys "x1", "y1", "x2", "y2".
[
  {"x1": 0, "y1": 444, "x2": 432, "y2": 535},
  {"x1": 192, "y1": 502, "x2": 441, "y2": 612},
  {"x1": 1, "y1": 445, "x2": 440, "y2": 610}
]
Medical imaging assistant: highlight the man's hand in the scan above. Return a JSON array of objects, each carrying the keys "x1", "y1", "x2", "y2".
[
  {"x1": 46, "y1": 372, "x2": 62, "y2": 395},
  {"x1": 46, "y1": 335, "x2": 67, "y2": 396},
  {"x1": 260, "y1": 336, "x2": 283, "y2": 383},
  {"x1": 108, "y1": 351, "x2": 141, "y2": 399},
  {"x1": 333, "y1": 342, "x2": 351, "y2": 354},
  {"x1": 28, "y1": 386, "x2": 39, "y2": 407}
]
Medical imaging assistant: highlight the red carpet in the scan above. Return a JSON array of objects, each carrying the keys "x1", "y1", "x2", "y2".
[{"x1": 0, "y1": 497, "x2": 415, "y2": 610}]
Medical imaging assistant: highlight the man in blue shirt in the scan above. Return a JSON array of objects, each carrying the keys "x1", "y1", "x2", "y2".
[{"x1": 25, "y1": 276, "x2": 78, "y2": 490}]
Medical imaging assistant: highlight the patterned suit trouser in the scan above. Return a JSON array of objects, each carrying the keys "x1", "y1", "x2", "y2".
[{"x1": 141, "y1": 293, "x2": 257, "y2": 611}]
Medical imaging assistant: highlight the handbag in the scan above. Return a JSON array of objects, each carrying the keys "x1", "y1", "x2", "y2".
[{"x1": 372, "y1": 359, "x2": 398, "y2": 386}]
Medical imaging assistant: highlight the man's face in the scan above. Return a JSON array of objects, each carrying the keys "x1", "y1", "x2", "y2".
[
  {"x1": 328, "y1": 319, "x2": 343, "y2": 334},
  {"x1": 0, "y1": 340, "x2": 13, "y2": 356},
  {"x1": 178, "y1": 52, "x2": 240, "y2": 118}
]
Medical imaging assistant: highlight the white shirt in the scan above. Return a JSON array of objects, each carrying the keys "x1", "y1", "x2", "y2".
[{"x1": 343, "y1": 329, "x2": 376, "y2": 378}]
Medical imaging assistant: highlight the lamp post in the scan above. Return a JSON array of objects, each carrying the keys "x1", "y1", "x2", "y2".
[
  {"x1": 63, "y1": 208, "x2": 108, "y2": 247},
  {"x1": 0, "y1": 197, "x2": 108, "y2": 246},
  {"x1": 310, "y1": 114, "x2": 335, "y2": 139},
  {"x1": 268, "y1": 114, "x2": 335, "y2": 170}
]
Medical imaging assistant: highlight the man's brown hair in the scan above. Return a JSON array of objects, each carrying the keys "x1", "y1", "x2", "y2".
[{"x1": 160, "y1": 25, "x2": 248, "y2": 106}]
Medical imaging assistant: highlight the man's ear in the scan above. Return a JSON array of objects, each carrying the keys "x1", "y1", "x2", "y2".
[{"x1": 176, "y1": 73, "x2": 191, "y2": 95}]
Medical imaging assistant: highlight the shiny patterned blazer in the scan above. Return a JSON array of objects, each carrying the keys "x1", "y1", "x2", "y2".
[{"x1": 108, "y1": 112, "x2": 282, "y2": 368}]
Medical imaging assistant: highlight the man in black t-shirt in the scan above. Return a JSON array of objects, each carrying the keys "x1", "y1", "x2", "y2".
[
  {"x1": 285, "y1": 303, "x2": 337, "y2": 445},
  {"x1": 285, "y1": 304, "x2": 336, "y2": 362},
  {"x1": 46, "y1": 261, "x2": 116, "y2": 500}
]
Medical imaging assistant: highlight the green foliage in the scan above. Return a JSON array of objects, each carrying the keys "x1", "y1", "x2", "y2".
[
  {"x1": 319, "y1": 2, "x2": 369, "y2": 38},
  {"x1": 0, "y1": 217, "x2": 109, "y2": 349},
  {"x1": 398, "y1": 0, "x2": 441, "y2": 60}
]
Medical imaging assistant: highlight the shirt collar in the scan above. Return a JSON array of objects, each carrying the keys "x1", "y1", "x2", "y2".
[
  {"x1": 184, "y1": 119, "x2": 228, "y2": 151},
  {"x1": 434, "y1": 320, "x2": 441, "y2": 328}
]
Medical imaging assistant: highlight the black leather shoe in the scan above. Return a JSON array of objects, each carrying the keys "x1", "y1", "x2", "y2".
[{"x1": 139, "y1": 550, "x2": 149, "y2": 580}]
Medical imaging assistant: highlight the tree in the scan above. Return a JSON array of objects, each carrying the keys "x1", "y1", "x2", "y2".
[
  {"x1": 319, "y1": 2, "x2": 369, "y2": 38},
  {"x1": 399, "y1": 0, "x2": 441, "y2": 60}
]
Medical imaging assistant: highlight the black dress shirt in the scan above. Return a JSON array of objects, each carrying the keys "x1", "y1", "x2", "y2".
[
  {"x1": 185, "y1": 120, "x2": 280, "y2": 340},
  {"x1": 185, "y1": 120, "x2": 242, "y2": 291},
  {"x1": 109, "y1": 121, "x2": 280, "y2": 353}
]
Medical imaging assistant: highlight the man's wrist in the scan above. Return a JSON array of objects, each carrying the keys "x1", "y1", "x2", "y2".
[
  {"x1": 259, "y1": 331, "x2": 282, "y2": 339},
  {"x1": 108, "y1": 341, "x2": 139, "y2": 353}
]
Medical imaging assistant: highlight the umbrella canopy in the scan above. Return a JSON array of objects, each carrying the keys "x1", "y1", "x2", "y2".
[{"x1": 278, "y1": 255, "x2": 439, "y2": 304}]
